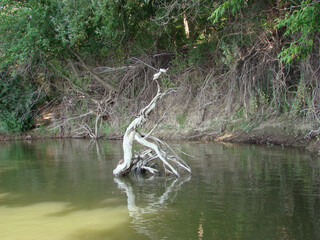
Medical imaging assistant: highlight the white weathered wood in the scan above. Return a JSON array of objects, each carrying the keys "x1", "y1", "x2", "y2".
[
  {"x1": 134, "y1": 132, "x2": 179, "y2": 176},
  {"x1": 113, "y1": 69, "x2": 191, "y2": 177}
]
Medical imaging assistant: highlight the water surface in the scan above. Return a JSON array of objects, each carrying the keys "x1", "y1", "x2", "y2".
[{"x1": 0, "y1": 140, "x2": 319, "y2": 239}]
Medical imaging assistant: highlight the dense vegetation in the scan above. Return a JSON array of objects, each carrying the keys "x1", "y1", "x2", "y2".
[{"x1": 0, "y1": 0, "x2": 319, "y2": 138}]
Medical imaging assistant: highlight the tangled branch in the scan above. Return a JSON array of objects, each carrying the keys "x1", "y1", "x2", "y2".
[{"x1": 113, "y1": 69, "x2": 192, "y2": 177}]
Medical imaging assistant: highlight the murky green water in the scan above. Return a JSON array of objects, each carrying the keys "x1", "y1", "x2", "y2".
[{"x1": 0, "y1": 140, "x2": 319, "y2": 240}]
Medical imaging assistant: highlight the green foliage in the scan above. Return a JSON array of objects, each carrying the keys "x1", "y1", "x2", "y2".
[
  {"x1": 0, "y1": 0, "x2": 156, "y2": 65},
  {"x1": 0, "y1": 0, "x2": 319, "y2": 134},
  {"x1": 0, "y1": 74, "x2": 44, "y2": 133},
  {"x1": 0, "y1": 0, "x2": 61, "y2": 66},
  {"x1": 189, "y1": 42, "x2": 217, "y2": 66},
  {"x1": 170, "y1": 54, "x2": 190, "y2": 73},
  {"x1": 1, "y1": 0, "x2": 317, "y2": 68},
  {"x1": 176, "y1": 114, "x2": 187, "y2": 128},
  {"x1": 161, "y1": 77, "x2": 176, "y2": 89},
  {"x1": 257, "y1": 89, "x2": 270, "y2": 105},
  {"x1": 210, "y1": 0, "x2": 320, "y2": 64},
  {"x1": 37, "y1": 124, "x2": 48, "y2": 135},
  {"x1": 289, "y1": 78, "x2": 312, "y2": 117},
  {"x1": 119, "y1": 120, "x2": 130, "y2": 134},
  {"x1": 101, "y1": 124, "x2": 114, "y2": 138},
  {"x1": 276, "y1": 0, "x2": 320, "y2": 63},
  {"x1": 209, "y1": 0, "x2": 248, "y2": 25},
  {"x1": 234, "y1": 107, "x2": 245, "y2": 119},
  {"x1": 240, "y1": 120, "x2": 259, "y2": 133},
  {"x1": 0, "y1": 0, "x2": 221, "y2": 65},
  {"x1": 220, "y1": 41, "x2": 239, "y2": 68}
]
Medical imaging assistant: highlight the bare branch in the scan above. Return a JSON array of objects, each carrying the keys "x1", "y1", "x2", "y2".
[{"x1": 113, "y1": 69, "x2": 192, "y2": 177}]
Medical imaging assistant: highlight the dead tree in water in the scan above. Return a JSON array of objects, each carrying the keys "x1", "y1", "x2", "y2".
[{"x1": 113, "y1": 69, "x2": 191, "y2": 177}]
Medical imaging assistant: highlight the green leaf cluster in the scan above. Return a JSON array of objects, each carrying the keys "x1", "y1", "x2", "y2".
[
  {"x1": 0, "y1": 0, "x2": 61, "y2": 66},
  {"x1": 277, "y1": 0, "x2": 320, "y2": 63},
  {"x1": 209, "y1": 0, "x2": 248, "y2": 25},
  {"x1": 210, "y1": 0, "x2": 320, "y2": 64},
  {"x1": 0, "y1": 0, "x2": 220, "y2": 65},
  {"x1": 0, "y1": 74, "x2": 43, "y2": 133},
  {"x1": 0, "y1": 0, "x2": 319, "y2": 133}
]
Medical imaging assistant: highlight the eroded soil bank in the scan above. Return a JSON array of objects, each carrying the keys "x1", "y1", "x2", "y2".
[
  {"x1": 1, "y1": 117, "x2": 319, "y2": 155},
  {"x1": 153, "y1": 119, "x2": 320, "y2": 154}
]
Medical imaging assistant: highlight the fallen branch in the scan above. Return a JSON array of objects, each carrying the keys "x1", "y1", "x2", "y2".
[{"x1": 113, "y1": 69, "x2": 192, "y2": 177}]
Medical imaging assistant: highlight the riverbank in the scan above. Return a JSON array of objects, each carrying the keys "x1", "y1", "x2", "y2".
[
  {"x1": 153, "y1": 118, "x2": 319, "y2": 154},
  {"x1": 1, "y1": 117, "x2": 319, "y2": 155},
  {"x1": 1, "y1": 1, "x2": 319, "y2": 159}
]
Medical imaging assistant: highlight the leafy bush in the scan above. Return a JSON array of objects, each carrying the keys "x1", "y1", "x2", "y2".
[
  {"x1": 0, "y1": 74, "x2": 43, "y2": 133},
  {"x1": 277, "y1": 0, "x2": 320, "y2": 63},
  {"x1": 209, "y1": 0, "x2": 248, "y2": 25}
]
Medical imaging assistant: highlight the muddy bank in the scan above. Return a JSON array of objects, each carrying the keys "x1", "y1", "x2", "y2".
[
  {"x1": 153, "y1": 119, "x2": 320, "y2": 154},
  {"x1": 1, "y1": 119, "x2": 319, "y2": 155}
]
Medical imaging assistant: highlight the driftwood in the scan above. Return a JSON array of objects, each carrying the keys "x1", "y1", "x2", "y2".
[{"x1": 113, "y1": 69, "x2": 192, "y2": 177}]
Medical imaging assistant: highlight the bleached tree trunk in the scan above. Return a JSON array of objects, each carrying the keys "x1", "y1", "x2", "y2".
[{"x1": 113, "y1": 69, "x2": 192, "y2": 177}]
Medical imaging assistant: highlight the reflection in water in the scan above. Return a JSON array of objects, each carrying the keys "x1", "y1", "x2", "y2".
[
  {"x1": 181, "y1": 142, "x2": 320, "y2": 239},
  {"x1": 0, "y1": 140, "x2": 134, "y2": 240},
  {"x1": 0, "y1": 140, "x2": 319, "y2": 239},
  {"x1": 114, "y1": 176, "x2": 190, "y2": 239},
  {"x1": 197, "y1": 211, "x2": 204, "y2": 240}
]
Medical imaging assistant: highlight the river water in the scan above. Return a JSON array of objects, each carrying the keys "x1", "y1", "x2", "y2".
[{"x1": 0, "y1": 140, "x2": 319, "y2": 240}]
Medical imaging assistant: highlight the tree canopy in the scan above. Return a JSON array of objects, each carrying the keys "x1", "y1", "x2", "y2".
[{"x1": 0, "y1": 0, "x2": 319, "y2": 133}]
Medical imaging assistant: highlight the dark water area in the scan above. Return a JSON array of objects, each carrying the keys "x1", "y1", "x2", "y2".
[{"x1": 0, "y1": 140, "x2": 319, "y2": 240}]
